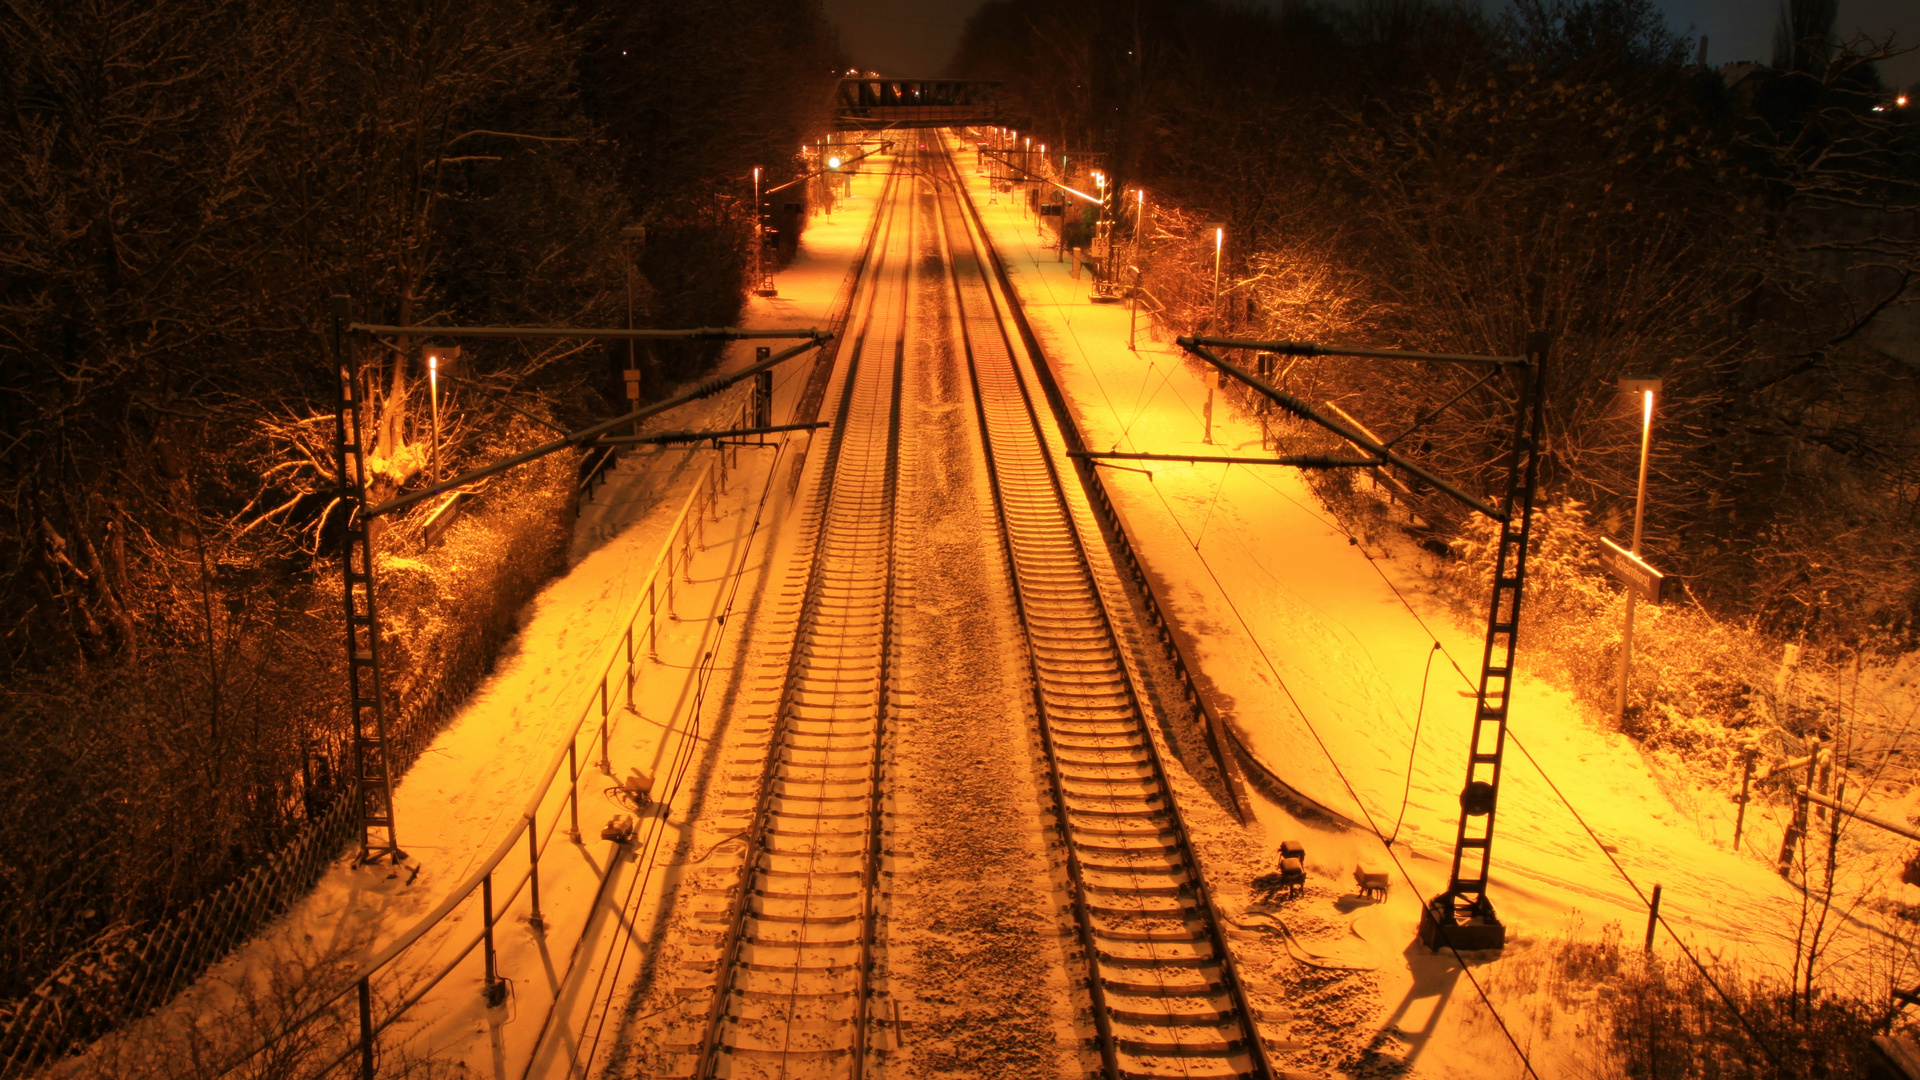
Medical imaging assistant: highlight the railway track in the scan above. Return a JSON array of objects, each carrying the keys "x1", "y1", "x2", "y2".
[
  {"x1": 666, "y1": 142, "x2": 1277, "y2": 1080},
  {"x1": 676, "y1": 161, "x2": 912, "y2": 1080},
  {"x1": 926, "y1": 146, "x2": 1280, "y2": 1080}
]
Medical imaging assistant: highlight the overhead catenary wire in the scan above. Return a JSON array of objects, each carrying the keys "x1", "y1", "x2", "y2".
[{"x1": 1233, "y1": 462, "x2": 1782, "y2": 1065}]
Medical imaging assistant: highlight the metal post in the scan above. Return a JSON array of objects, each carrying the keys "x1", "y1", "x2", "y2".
[
  {"x1": 1128, "y1": 266, "x2": 1140, "y2": 352},
  {"x1": 358, "y1": 977, "x2": 374, "y2": 1080},
  {"x1": 1645, "y1": 883, "x2": 1662, "y2": 951},
  {"x1": 1134, "y1": 189, "x2": 1147, "y2": 283},
  {"x1": 527, "y1": 817, "x2": 545, "y2": 930},
  {"x1": 648, "y1": 580, "x2": 660, "y2": 658},
  {"x1": 482, "y1": 873, "x2": 505, "y2": 1006},
  {"x1": 665, "y1": 548, "x2": 676, "y2": 614},
  {"x1": 1615, "y1": 388, "x2": 1655, "y2": 724},
  {"x1": 622, "y1": 225, "x2": 644, "y2": 434},
  {"x1": 1211, "y1": 225, "x2": 1224, "y2": 325},
  {"x1": 625, "y1": 626, "x2": 635, "y2": 701},
  {"x1": 1203, "y1": 386, "x2": 1214, "y2": 445},
  {"x1": 598, "y1": 676, "x2": 611, "y2": 772},
  {"x1": 754, "y1": 347, "x2": 774, "y2": 429},
  {"x1": 567, "y1": 741, "x2": 581, "y2": 841},
  {"x1": 428, "y1": 355, "x2": 441, "y2": 485},
  {"x1": 751, "y1": 167, "x2": 774, "y2": 296},
  {"x1": 1733, "y1": 754, "x2": 1754, "y2": 851}
]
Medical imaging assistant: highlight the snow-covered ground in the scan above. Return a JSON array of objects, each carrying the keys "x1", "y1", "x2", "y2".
[
  {"x1": 56, "y1": 167, "x2": 890, "y2": 1080},
  {"x1": 947, "y1": 133, "x2": 1901, "y2": 1075}
]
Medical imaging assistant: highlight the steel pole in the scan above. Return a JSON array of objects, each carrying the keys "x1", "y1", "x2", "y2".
[
  {"x1": 627, "y1": 242, "x2": 638, "y2": 435},
  {"x1": 1212, "y1": 227, "x2": 1223, "y2": 324},
  {"x1": 428, "y1": 357, "x2": 441, "y2": 485},
  {"x1": 1615, "y1": 390, "x2": 1655, "y2": 724}
]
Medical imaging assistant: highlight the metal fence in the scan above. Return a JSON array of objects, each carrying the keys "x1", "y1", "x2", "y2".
[{"x1": 0, "y1": 790, "x2": 358, "y2": 1078}]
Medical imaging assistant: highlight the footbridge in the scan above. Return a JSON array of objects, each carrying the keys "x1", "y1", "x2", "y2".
[{"x1": 833, "y1": 78, "x2": 1006, "y2": 131}]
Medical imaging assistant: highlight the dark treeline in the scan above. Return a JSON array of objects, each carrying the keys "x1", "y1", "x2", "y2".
[
  {"x1": 954, "y1": 0, "x2": 1919, "y2": 641},
  {"x1": 0, "y1": 0, "x2": 836, "y2": 1022}
]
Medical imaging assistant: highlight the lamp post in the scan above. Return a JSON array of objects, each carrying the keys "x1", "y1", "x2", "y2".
[
  {"x1": 1209, "y1": 223, "x2": 1225, "y2": 324},
  {"x1": 1615, "y1": 381, "x2": 1658, "y2": 723},
  {"x1": 752, "y1": 166, "x2": 761, "y2": 285},
  {"x1": 1134, "y1": 188, "x2": 1147, "y2": 270},
  {"x1": 620, "y1": 224, "x2": 646, "y2": 432},
  {"x1": 427, "y1": 353, "x2": 441, "y2": 485}
]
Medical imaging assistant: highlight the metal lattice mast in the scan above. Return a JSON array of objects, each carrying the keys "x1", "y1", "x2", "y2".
[
  {"x1": 330, "y1": 297, "x2": 404, "y2": 865},
  {"x1": 1421, "y1": 331, "x2": 1550, "y2": 951}
]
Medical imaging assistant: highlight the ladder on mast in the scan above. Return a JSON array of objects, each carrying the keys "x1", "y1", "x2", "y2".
[
  {"x1": 1419, "y1": 331, "x2": 1549, "y2": 951},
  {"x1": 331, "y1": 297, "x2": 404, "y2": 865}
]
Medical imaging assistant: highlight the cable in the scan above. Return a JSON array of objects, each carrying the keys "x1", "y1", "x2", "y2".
[
  {"x1": 1389, "y1": 643, "x2": 1440, "y2": 847},
  {"x1": 573, "y1": 433, "x2": 791, "y2": 1077},
  {"x1": 1192, "y1": 462, "x2": 1232, "y2": 550},
  {"x1": 1502, "y1": 732, "x2": 1778, "y2": 1065},
  {"x1": 1145, "y1": 468, "x2": 1544, "y2": 1080}
]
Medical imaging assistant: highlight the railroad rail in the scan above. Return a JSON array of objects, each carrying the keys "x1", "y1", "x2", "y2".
[
  {"x1": 672, "y1": 160, "x2": 912, "y2": 1080},
  {"x1": 928, "y1": 145, "x2": 1280, "y2": 1080}
]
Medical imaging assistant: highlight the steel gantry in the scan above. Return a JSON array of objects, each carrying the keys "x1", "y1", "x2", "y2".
[
  {"x1": 1176, "y1": 331, "x2": 1550, "y2": 952},
  {"x1": 327, "y1": 298, "x2": 831, "y2": 863}
]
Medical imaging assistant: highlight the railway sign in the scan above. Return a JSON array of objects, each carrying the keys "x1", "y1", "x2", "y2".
[{"x1": 1599, "y1": 536, "x2": 1670, "y2": 604}]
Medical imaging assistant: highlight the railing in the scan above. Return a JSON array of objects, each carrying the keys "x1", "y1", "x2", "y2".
[
  {"x1": 577, "y1": 444, "x2": 621, "y2": 508},
  {"x1": 222, "y1": 412, "x2": 745, "y2": 1079}
]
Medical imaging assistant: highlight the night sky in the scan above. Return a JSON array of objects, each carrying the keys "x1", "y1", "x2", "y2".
[{"x1": 822, "y1": 0, "x2": 1920, "y2": 87}]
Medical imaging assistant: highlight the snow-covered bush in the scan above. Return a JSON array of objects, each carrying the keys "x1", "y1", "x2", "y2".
[
  {"x1": 1464, "y1": 924, "x2": 1884, "y2": 1079},
  {"x1": 1434, "y1": 497, "x2": 1776, "y2": 771}
]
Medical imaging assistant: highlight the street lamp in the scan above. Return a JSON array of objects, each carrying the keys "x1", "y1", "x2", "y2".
[
  {"x1": 620, "y1": 224, "x2": 646, "y2": 428},
  {"x1": 424, "y1": 346, "x2": 459, "y2": 484},
  {"x1": 1615, "y1": 379, "x2": 1659, "y2": 723},
  {"x1": 428, "y1": 353, "x2": 441, "y2": 484},
  {"x1": 1209, "y1": 223, "x2": 1225, "y2": 323},
  {"x1": 751, "y1": 167, "x2": 776, "y2": 297}
]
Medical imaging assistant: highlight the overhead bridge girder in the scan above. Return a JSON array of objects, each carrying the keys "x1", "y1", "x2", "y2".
[{"x1": 834, "y1": 78, "x2": 1004, "y2": 131}]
